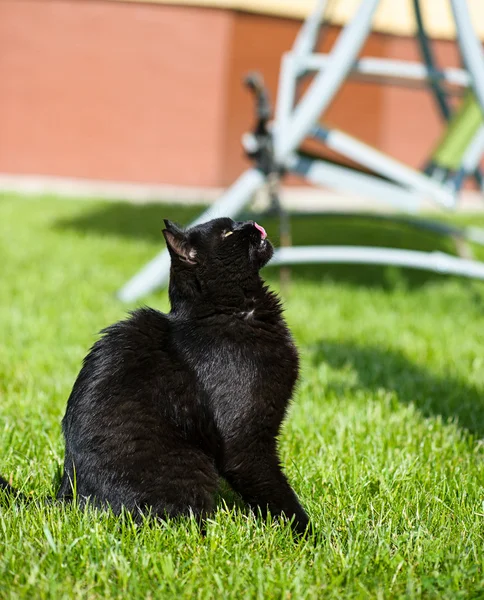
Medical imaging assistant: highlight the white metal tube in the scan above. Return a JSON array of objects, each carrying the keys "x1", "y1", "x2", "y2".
[
  {"x1": 461, "y1": 126, "x2": 484, "y2": 174},
  {"x1": 299, "y1": 55, "x2": 470, "y2": 87},
  {"x1": 287, "y1": 154, "x2": 421, "y2": 212},
  {"x1": 321, "y1": 129, "x2": 456, "y2": 208},
  {"x1": 273, "y1": 53, "x2": 298, "y2": 165},
  {"x1": 187, "y1": 168, "x2": 265, "y2": 225},
  {"x1": 277, "y1": 0, "x2": 380, "y2": 162},
  {"x1": 451, "y1": 0, "x2": 484, "y2": 116},
  {"x1": 293, "y1": 0, "x2": 328, "y2": 58},
  {"x1": 270, "y1": 246, "x2": 484, "y2": 280}
]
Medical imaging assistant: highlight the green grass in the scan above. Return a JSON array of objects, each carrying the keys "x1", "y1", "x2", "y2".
[{"x1": 1, "y1": 193, "x2": 484, "y2": 599}]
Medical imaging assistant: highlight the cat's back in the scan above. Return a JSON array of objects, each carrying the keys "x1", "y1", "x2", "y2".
[
  {"x1": 99, "y1": 306, "x2": 171, "y2": 356},
  {"x1": 87, "y1": 307, "x2": 174, "y2": 374},
  {"x1": 64, "y1": 307, "x2": 182, "y2": 417}
]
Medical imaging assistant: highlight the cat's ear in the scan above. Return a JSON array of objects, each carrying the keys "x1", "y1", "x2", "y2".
[
  {"x1": 162, "y1": 222, "x2": 197, "y2": 265},
  {"x1": 163, "y1": 219, "x2": 182, "y2": 234}
]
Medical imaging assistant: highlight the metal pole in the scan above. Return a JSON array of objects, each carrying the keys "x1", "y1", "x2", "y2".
[
  {"x1": 451, "y1": 0, "x2": 484, "y2": 117},
  {"x1": 288, "y1": 154, "x2": 421, "y2": 211},
  {"x1": 299, "y1": 55, "x2": 470, "y2": 88},
  {"x1": 461, "y1": 126, "x2": 484, "y2": 173},
  {"x1": 292, "y1": 0, "x2": 327, "y2": 59},
  {"x1": 276, "y1": 0, "x2": 380, "y2": 162},
  {"x1": 311, "y1": 126, "x2": 456, "y2": 208},
  {"x1": 273, "y1": 54, "x2": 298, "y2": 165},
  {"x1": 270, "y1": 245, "x2": 484, "y2": 280}
]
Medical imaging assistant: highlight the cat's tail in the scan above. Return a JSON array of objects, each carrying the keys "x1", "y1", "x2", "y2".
[
  {"x1": 1, "y1": 473, "x2": 59, "y2": 506},
  {"x1": 0, "y1": 474, "x2": 15, "y2": 492},
  {"x1": 0, "y1": 474, "x2": 28, "y2": 502}
]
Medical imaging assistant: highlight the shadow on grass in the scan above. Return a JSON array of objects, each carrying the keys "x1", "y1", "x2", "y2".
[
  {"x1": 312, "y1": 340, "x2": 484, "y2": 438},
  {"x1": 55, "y1": 202, "x2": 207, "y2": 242},
  {"x1": 54, "y1": 202, "x2": 484, "y2": 290}
]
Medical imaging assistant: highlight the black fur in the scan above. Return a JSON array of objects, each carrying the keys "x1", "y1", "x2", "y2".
[
  {"x1": 4, "y1": 218, "x2": 310, "y2": 533},
  {"x1": 0, "y1": 475, "x2": 15, "y2": 493}
]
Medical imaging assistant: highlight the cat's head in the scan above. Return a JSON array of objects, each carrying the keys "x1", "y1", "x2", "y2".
[{"x1": 162, "y1": 217, "x2": 273, "y2": 293}]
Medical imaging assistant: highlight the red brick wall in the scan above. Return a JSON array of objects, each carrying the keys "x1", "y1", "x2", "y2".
[
  {"x1": 0, "y1": 0, "x2": 465, "y2": 187},
  {"x1": 0, "y1": 0, "x2": 232, "y2": 186}
]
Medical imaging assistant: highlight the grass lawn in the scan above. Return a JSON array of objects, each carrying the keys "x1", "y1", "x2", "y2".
[{"x1": 1, "y1": 193, "x2": 484, "y2": 599}]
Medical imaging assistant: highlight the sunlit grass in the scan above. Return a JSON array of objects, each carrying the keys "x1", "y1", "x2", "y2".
[{"x1": 1, "y1": 193, "x2": 483, "y2": 598}]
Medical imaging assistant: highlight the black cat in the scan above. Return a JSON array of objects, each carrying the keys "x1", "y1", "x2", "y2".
[{"x1": 2, "y1": 218, "x2": 310, "y2": 534}]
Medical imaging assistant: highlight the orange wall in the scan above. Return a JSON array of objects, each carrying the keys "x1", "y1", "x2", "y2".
[
  {"x1": 222, "y1": 12, "x2": 462, "y2": 186},
  {"x1": 0, "y1": 0, "x2": 232, "y2": 186},
  {"x1": 0, "y1": 0, "x2": 465, "y2": 187}
]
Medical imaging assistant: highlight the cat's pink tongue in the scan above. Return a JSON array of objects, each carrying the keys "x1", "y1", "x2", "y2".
[{"x1": 254, "y1": 222, "x2": 267, "y2": 239}]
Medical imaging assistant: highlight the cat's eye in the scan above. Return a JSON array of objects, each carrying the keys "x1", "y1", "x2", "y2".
[{"x1": 223, "y1": 230, "x2": 234, "y2": 237}]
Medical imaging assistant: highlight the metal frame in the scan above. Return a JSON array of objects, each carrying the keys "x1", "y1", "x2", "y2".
[
  {"x1": 118, "y1": 0, "x2": 484, "y2": 302},
  {"x1": 413, "y1": 0, "x2": 484, "y2": 190}
]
